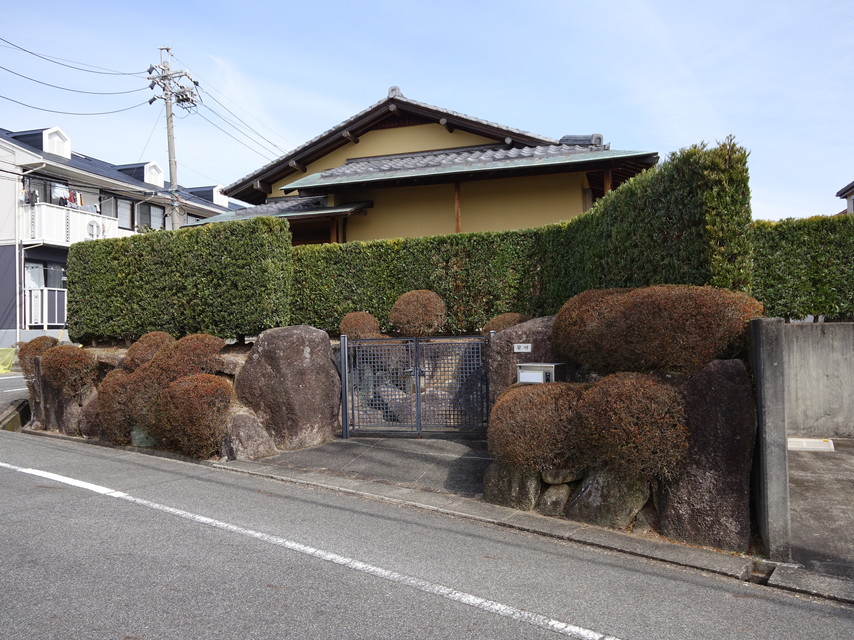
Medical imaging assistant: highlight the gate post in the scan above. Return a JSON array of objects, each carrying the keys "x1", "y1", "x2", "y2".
[
  {"x1": 340, "y1": 334, "x2": 349, "y2": 439},
  {"x1": 413, "y1": 338, "x2": 423, "y2": 434}
]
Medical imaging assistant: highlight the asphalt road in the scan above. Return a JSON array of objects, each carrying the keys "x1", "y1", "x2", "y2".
[
  {"x1": 1, "y1": 431, "x2": 852, "y2": 640},
  {"x1": 0, "y1": 372, "x2": 27, "y2": 398}
]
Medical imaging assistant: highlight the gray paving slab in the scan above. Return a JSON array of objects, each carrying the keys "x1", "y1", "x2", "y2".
[
  {"x1": 768, "y1": 565, "x2": 854, "y2": 604},
  {"x1": 788, "y1": 438, "x2": 854, "y2": 579}
]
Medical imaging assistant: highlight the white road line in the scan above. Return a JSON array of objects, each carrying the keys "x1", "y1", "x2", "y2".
[
  {"x1": 2, "y1": 388, "x2": 28, "y2": 393},
  {"x1": 0, "y1": 461, "x2": 622, "y2": 640}
]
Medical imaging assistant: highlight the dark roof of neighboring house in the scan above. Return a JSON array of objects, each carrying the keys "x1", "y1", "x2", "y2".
[
  {"x1": 836, "y1": 179, "x2": 854, "y2": 198},
  {"x1": 183, "y1": 196, "x2": 371, "y2": 226},
  {"x1": 223, "y1": 87, "x2": 579, "y2": 203},
  {"x1": 0, "y1": 127, "x2": 230, "y2": 215},
  {"x1": 283, "y1": 143, "x2": 658, "y2": 194}
]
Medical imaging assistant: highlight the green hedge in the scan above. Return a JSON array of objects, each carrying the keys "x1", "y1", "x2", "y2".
[
  {"x1": 291, "y1": 230, "x2": 543, "y2": 334},
  {"x1": 536, "y1": 137, "x2": 752, "y2": 311},
  {"x1": 752, "y1": 215, "x2": 854, "y2": 320},
  {"x1": 67, "y1": 217, "x2": 292, "y2": 343},
  {"x1": 290, "y1": 139, "x2": 753, "y2": 333},
  {"x1": 67, "y1": 139, "x2": 756, "y2": 341}
]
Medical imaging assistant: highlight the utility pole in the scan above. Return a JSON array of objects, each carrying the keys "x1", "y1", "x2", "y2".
[{"x1": 148, "y1": 47, "x2": 199, "y2": 230}]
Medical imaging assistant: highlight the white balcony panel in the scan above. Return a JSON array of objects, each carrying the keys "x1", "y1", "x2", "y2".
[
  {"x1": 24, "y1": 203, "x2": 135, "y2": 246},
  {"x1": 26, "y1": 287, "x2": 66, "y2": 329}
]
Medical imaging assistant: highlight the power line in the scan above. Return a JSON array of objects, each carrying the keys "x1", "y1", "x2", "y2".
[
  {"x1": 198, "y1": 102, "x2": 282, "y2": 157},
  {"x1": 195, "y1": 111, "x2": 276, "y2": 161},
  {"x1": 0, "y1": 94, "x2": 149, "y2": 116},
  {"x1": 197, "y1": 88, "x2": 288, "y2": 155},
  {"x1": 0, "y1": 36, "x2": 149, "y2": 76},
  {"x1": 138, "y1": 105, "x2": 165, "y2": 162},
  {"x1": 0, "y1": 64, "x2": 150, "y2": 94},
  {"x1": 172, "y1": 53, "x2": 294, "y2": 150}
]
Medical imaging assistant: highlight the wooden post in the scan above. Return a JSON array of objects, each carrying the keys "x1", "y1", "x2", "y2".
[
  {"x1": 603, "y1": 168, "x2": 613, "y2": 194},
  {"x1": 454, "y1": 183, "x2": 462, "y2": 233}
]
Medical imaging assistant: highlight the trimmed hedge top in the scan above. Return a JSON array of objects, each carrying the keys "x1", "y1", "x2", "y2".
[
  {"x1": 67, "y1": 217, "x2": 293, "y2": 344},
  {"x1": 752, "y1": 215, "x2": 854, "y2": 320}
]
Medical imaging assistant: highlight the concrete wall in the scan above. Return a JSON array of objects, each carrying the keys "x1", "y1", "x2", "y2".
[
  {"x1": 750, "y1": 318, "x2": 854, "y2": 561},
  {"x1": 783, "y1": 322, "x2": 854, "y2": 438}
]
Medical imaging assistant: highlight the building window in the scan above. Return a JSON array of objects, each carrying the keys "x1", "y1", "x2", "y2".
[
  {"x1": 25, "y1": 261, "x2": 66, "y2": 289},
  {"x1": 117, "y1": 200, "x2": 134, "y2": 230},
  {"x1": 26, "y1": 176, "x2": 68, "y2": 205},
  {"x1": 137, "y1": 203, "x2": 166, "y2": 230}
]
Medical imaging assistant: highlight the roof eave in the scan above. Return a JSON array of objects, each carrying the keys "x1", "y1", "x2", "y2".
[
  {"x1": 222, "y1": 93, "x2": 557, "y2": 202},
  {"x1": 283, "y1": 152, "x2": 659, "y2": 195}
]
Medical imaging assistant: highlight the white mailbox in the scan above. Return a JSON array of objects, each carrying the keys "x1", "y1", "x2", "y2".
[{"x1": 516, "y1": 363, "x2": 566, "y2": 384}]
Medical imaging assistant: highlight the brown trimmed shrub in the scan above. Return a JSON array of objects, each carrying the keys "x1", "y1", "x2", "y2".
[
  {"x1": 574, "y1": 373, "x2": 688, "y2": 480},
  {"x1": 96, "y1": 369, "x2": 134, "y2": 445},
  {"x1": 119, "y1": 331, "x2": 176, "y2": 371},
  {"x1": 17, "y1": 336, "x2": 59, "y2": 382},
  {"x1": 96, "y1": 333, "x2": 226, "y2": 446},
  {"x1": 149, "y1": 374, "x2": 232, "y2": 459},
  {"x1": 488, "y1": 382, "x2": 589, "y2": 471},
  {"x1": 339, "y1": 312, "x2": 381, "y2": 339},
  {"x1": 388, "y1": 290, "x2": 447, "y2": 337},
  {"x1": 40, "y1": 345, "x2": 98, "y2": 397},
  {"x1": 481, "y1": 313, "x2": 533, "y2": 335},
  {"x1": 553, "y1": 285, "x2": 764, "y2": 374}
]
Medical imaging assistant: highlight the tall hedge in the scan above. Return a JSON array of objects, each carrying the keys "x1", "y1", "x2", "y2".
[
  {"x1": 290, "y1": 139, "x2": 753, "y2": 333},
  {"x1": 67, "y1": 217, "x2": 292, "y2": 343},
  {"x1": 536, "y1": 137, "x2": 752, "y2": 311},
  {"x1": 752, "y1": 215, "x2": 854, "y2": 320}
]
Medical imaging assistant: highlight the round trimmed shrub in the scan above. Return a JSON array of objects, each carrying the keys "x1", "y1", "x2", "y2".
[
  {"x1": 97, "y1": 333, "x2": 226, "y2": 446},
  {"x1": 339, "y1": 312, "x2": 381, "y2": 339},
  {"x1": 119, "y1": 331, "x2": 176, "y2": 371},
  {"x1": 40, "y1": 345, "x2": 98, "y2": 397},
  {"x1": 17, "y1": 336, "x2": 59, "y2": 382},
  {"x1": 389, "y1": 290, "x2": 447, "y2": 337},
  {"x1": 574, "y1": 372, "x2": 688, "y2": 480},
  {"x1": 487, "y1": 382, "x2": 588, "y2": 471},
  {"x1": 96, "y1": 368, "x2": 134, "y2": 445},
  {"x1": 481, "y1": 312, "x2": 533, "y2": 335},
  {"x1": 553, "y1": 285, "x2": 764, "y2": 374},
  {"x1": 149, "y1": 374, "x2": 233, "y2": 459}
]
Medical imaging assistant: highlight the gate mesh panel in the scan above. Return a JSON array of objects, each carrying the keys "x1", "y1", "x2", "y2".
[{"x1": 346, "y1": 337, "x2": 486, "y2": 433}]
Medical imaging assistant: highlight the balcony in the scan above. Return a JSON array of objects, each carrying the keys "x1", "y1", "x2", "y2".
[
  {"x1": 23, "y1": 202, "x2": 135, "y2": 246},
  {"x1": 26, "y1": 287, "x2": 66, "y2": 329}
]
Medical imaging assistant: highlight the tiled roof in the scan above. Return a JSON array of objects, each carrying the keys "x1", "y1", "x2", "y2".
[
  {"x1": 283, "y1": 144, "x2": 657, "y2": 193},
  {"x1": 326, "y1": 142, "x2": 611, "y2": 178},
  {"x1": 0, "y1": 127, "x2": 230, "y2": 215},
  {"x1": 836, "y1": 179, "x2": 854, "y2": 198}
]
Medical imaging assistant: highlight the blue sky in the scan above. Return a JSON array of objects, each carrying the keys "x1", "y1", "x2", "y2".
[{"x1": 2, "y1": 0, "x2": 852, "y2": 220}]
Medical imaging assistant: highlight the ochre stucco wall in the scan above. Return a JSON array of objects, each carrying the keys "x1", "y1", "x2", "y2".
[{"x1": 342, "y1": 173, "x2": 586, "y2": 242}]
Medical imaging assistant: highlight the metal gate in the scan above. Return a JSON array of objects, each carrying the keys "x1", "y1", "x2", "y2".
[{"x1": 340, "y1": 335, "x2": 488, "y2": 436}]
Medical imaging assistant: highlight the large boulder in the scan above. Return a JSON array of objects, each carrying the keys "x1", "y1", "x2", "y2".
[
  {"x1": 486, "y1": 316, "x2": 565, "y2": 406},
  {"x1": 221, "y1": 407, "x2": 279, "y2": 461},
  {"x1": 658, "y1": 359, "x2": 757, "y2": 552},
  {"x1": 483, "y1": 461, "x2": 542, "y2": 510},
  {"x1": 37, "y1": 373, "x2": 95, "y2": 437},
  {"x1": 564, "y1": 468, "x2": 650, "y2": 530},
  {"x1": 234, "y1": 326, "x2": 340, "y2": 450}
]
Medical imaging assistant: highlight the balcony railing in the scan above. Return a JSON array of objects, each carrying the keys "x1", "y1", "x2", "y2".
[
  {"x1": 23, "y1": 202, "x2": 135, "y2": 246},
  {"x1": 26, "y1": 287, "x2": 66, "y2": 329}
]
